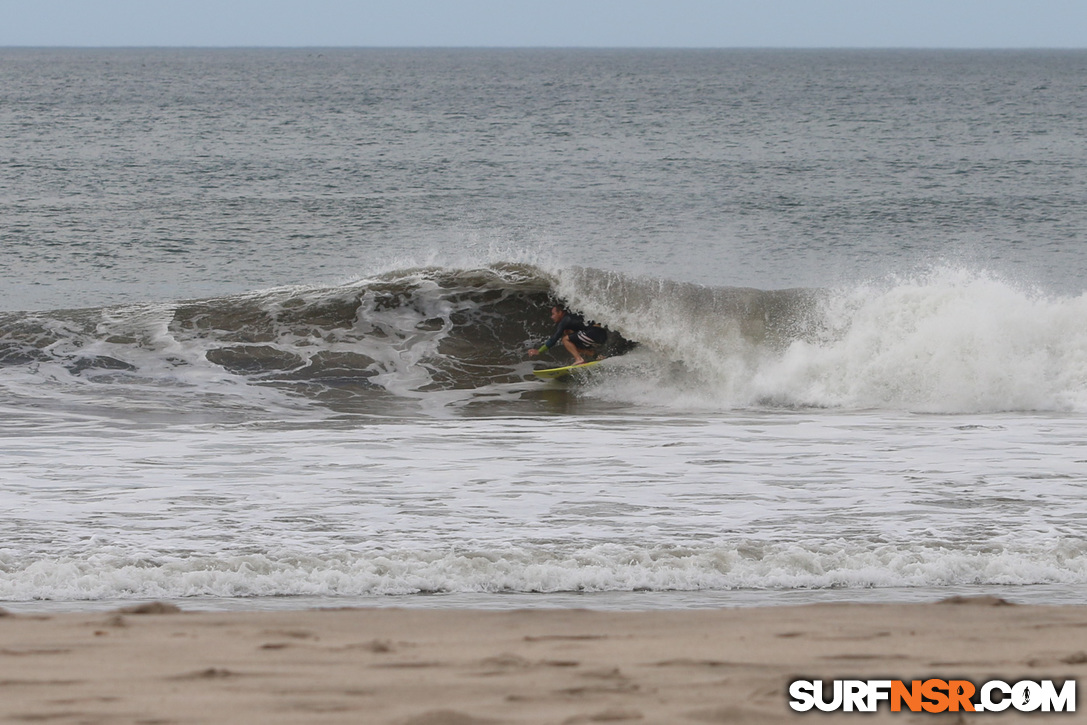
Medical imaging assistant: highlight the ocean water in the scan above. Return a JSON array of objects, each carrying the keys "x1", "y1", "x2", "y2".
[{"x1": 2, "y1": 48, "x2": 1087, "y2": 611}]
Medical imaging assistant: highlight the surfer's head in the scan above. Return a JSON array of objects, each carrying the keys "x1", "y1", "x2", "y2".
[{"x1": 550, "y1": 306, "x2": 566, "y2": 323}]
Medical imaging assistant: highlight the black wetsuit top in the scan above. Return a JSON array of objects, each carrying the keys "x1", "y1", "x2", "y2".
[{"x1": 541, "y1": 313, "x2": 586, "y2": 351}]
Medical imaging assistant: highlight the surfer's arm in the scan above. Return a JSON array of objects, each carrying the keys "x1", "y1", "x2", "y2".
[
  {"x1": 528, "y1": 340, "x2": 551, "y2": 357},
  {"x1": 531, "y1": 325, "x2": 563, "y2": 356},
  {"x1": 530, "y1": 315, "x2": 582, "y2": 357},
  {"x1": 542, "y1": 317, "x2": 579, "y2": 350}
]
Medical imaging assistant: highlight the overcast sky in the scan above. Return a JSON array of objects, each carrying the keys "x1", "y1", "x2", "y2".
[{"x1": 2, "y1": 0, "x2": 1085, "y2": 48}]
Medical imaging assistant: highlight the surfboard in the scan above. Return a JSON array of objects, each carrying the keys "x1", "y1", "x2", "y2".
[{"x1": 532, "y1": 358, "x2": 606, "y2": 380}]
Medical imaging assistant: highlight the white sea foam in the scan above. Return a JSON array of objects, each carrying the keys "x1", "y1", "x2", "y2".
[
  {"x1": 3, "y1": 540, "x2": 1086, "y2": 602},
  {"x1": 762, "y1": 269, "x2": 1087, "y2": 412},
  {"x1": 1, "y1": 411, "x2": 1084, "y2": 604},
  {"x1": 566, "y1": 267, "x2": 1087, "y2": 413}
]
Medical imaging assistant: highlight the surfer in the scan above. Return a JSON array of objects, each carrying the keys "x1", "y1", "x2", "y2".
[{"x1": 528, "y1": 305, "x2": 607, "y2": 366}]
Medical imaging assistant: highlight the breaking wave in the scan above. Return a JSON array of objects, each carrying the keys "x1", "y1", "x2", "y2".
[
  {"x1": 4, "y1": 539, "x2": 1086, "y2": 602},
  {"x1": 2, "y1": 263, "x2": 1086, "y2": 415}
]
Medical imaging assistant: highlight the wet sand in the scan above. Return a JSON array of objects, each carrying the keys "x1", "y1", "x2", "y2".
[{"x1": 0, "y1": 597, "x2": 1083, "y2": 724}]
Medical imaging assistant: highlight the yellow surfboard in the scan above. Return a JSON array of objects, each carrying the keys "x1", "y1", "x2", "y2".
[{"x1": 532, "y1": 358, "x2": 606, "y2": 380}]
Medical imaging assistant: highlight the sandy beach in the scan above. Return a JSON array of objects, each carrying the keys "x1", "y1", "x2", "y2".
[{"x1": 0, "y1": 597, "x2": 1082, "y2": 724}]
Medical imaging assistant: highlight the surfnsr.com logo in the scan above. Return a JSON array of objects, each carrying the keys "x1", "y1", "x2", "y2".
[{"x1": 789, "y1": 679, "x2": 1076, "y2": 713}]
